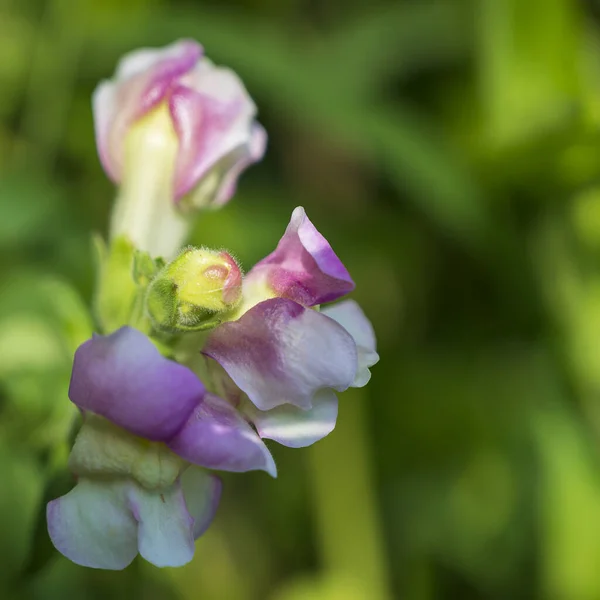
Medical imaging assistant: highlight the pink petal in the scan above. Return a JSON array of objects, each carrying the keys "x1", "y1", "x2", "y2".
[
  {"x1": 93, "y1": 40, "x2": 202, "y2": 181},
  {"x1": 247, "y1": 207, "x2": 354, "y2": 306},
  {"x1": 169, "y1": 73, "x2": 262, "y2": 202},
  {"x1": 203, "y1": 298, "x2": 357, "y2": 411}
]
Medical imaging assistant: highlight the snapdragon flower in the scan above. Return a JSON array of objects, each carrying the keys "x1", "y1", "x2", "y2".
[
  {"x1": 47, "y1": 208, "x2": 378, "y2": 570},
  {"x1": 94, "y1": 39, "x2": 266, "y2": 258},
  {"x1": 47, "y1": 327, "x2": 222, "y2": 569},
  {"x1": 166, "y1": 207, "x2": 379, "y2": 468}
]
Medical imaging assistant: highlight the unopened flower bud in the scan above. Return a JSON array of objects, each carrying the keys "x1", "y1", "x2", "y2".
[
  {"x1": 93, "y1": 40, "x2": 266, "y2": 258},
  {"x1": 146, "y1": 248, "x2": 242, "y2": 332}
]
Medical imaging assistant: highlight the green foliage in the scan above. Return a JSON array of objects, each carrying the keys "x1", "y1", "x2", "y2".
[{"x1": 2, "y1": 0, "x2": 600, "y2": 599}]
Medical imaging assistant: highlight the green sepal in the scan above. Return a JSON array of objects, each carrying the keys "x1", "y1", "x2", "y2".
[
  {"x1": 174, "y1": 315, "x2": 223, "y2": 333},
  {"x1": 145, "y1": 273, "x2": 224, "y2": 334},
  {"x1": 145, "y1": 275, "x2": 179, "y2": 332},
  {"x1": 133, "y1": 250, "x2": 166, "y2": 286},
  {"x1": 92, "y1": 235, "x2": 143, "y2": 334}
]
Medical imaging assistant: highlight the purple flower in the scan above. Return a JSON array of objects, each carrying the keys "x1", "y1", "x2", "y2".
[
  {"x1": 244, "y1": 206, "x2": 355, "y2": 306},
  {"x1": 203, "y1": 298, "x2": 358, "y2": 411},
  {"x1": 192, "y1": 298, "x2": 378, "y2": 452},
  {"x1": 69, "y1": 328, "x2": 203, "y2": 441},
  {"x1": 48, "y1": 209, "x2": 378, "y2": 570},
  {"x1": 170, "y1": 207, "x2": 378, "y2": 467},
  {"x1": 47, "y1": 327, "x2": 222, "y2": 570},
  {"x1": 94, "y1": 39, "x2": 266, "y2": 208}
]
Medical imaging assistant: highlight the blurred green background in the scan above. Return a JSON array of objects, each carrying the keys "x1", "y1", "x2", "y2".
[{"x1": 3, "y1": 0, "x2": 600, "y2": 598}]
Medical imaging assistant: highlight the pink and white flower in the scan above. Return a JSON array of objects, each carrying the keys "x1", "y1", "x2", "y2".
[
  {"x1": 94, "y1": 39, "x2": 265, "y2": 207},
  {"x1": 93, "y1": 40, "x2": 266, "y2": 257}
]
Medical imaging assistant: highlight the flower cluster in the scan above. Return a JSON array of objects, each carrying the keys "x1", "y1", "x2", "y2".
[{"x1": 47, "y1": 40, "x2": 378, "y2": 570}]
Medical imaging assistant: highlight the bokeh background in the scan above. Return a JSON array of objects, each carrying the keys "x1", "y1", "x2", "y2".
[{"x1": 3, "y1": 0, "x2": 600, "y2": 598}]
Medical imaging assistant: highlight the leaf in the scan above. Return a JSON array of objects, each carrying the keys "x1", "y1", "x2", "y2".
[
  {"x1": 326, "y1": 0, "x2": 471, "y2": 98},
  {"x1": 93, "y1": 235, "x2": 138, "y2": 333}
]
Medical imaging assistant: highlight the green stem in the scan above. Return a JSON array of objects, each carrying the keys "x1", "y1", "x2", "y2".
[{"x1": 308, "y1": 388, "x2": 391, "y2": 599}]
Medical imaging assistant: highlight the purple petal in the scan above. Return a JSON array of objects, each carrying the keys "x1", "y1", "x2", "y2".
[
  {"x1": 69, "y1": 327, "x2": 204, "y2": 441},
  {"x1": 47, "y1": 478, "x2": 138, "y2": 570},
  {"x1": 203, "y1": 298, "x2": 357, "y2": 411},
  {"x1": 180, "y1": 467, "x2": 223, "y2": 539},
  {"x1": 321, "y1": 300, "x2": 379, "y2": 387},
  {"x1": 243, "y1": 389, "x2": 338, "y2": 448},
  {"x1": 93, "y1": 40, "x2": 202, "y2": 182},
  {"x1": 247, "y1": 207, "x2": 354, "y2": 306},
  {"x1": 168, "y1": 392, "x2": 276, "y2": 477},
  {"x1": 128, "y1": 480, "x2": 195, "y2": 568}
]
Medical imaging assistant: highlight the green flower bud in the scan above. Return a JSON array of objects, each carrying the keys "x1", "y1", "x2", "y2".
[{"x1": 145, "y1": 247, "x2": 242, "y2": 332}]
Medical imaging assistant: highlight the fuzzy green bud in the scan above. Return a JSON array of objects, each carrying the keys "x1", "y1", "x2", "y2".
[{"x1": 145, "y1": 247, "x2": 242, "y2": 332}]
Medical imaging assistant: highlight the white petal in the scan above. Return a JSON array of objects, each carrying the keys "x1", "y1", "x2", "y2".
[
  {"x1": 47, "y1": 478, "x2": 137, "y2": 570},
  {"x1": 244, "y1": 389, "x2": 338, "y2": 448},
  {"x1": 128, "y1": 481, "x2": 195, "y2": 568},
  {"x1": 322, "y1": 300, "x2": 379, "y2": 387},
  {"x1": 48, "y1": 476, "x2": 201, "y2": 570},
  {"x1": 181, "y1": 467, "x2": 223, "y2": 539}
]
